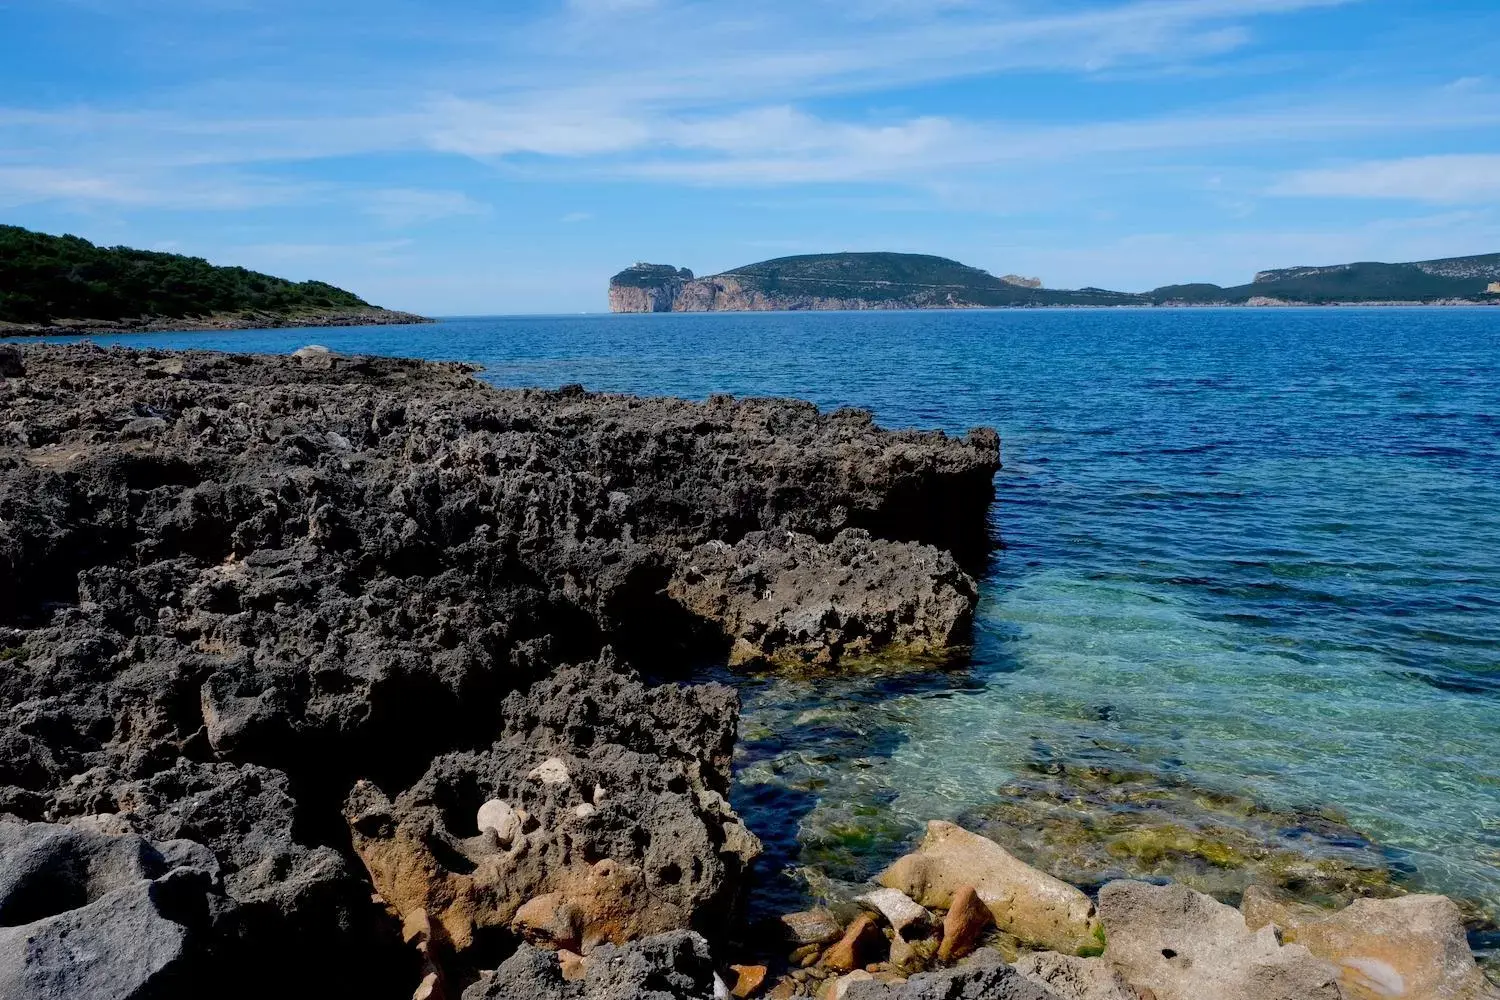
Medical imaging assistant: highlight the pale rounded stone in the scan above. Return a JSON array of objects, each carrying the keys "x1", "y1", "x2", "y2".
[
  {"x1": 476, "y1": 798, "x2": 520, "y2": 843},
  {"x1": 856, "y1": 887, "x2": 930, "y2": 940},
  {"x1": 574, "y1": 803, "x2": 596, "y2": 819}
]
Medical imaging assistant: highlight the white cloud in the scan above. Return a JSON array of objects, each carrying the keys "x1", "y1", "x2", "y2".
[
  {"x1": 1272, "y1": 154, "x2": 1500, "y2": 203},
  {"x1": 0, "y1": 165, "x2": 309, "y2": 209},
  {"x1": 361, "y1": 188, "x2": 491, "y2": 226}
]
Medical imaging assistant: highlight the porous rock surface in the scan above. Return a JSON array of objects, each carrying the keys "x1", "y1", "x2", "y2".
[
  {"x1": 464, "y1": 930, "x2": 719, "y2": 1000},
  {"x1": 1097, "y1": 879, "x2": 1343, "y2": 1000},
  {"x1": 0, "y1": 820, "x2": 223, "y2": 1000},
  {"x1": 0, "y1": 344, "x2": 998, "y2": 999},
  {"x1": 345, "y1": 659, "x2": 761, "y2": 963},
  {"x1": 839, "y1": 949, "x2": 1060, "y2": 1000},
  {"x1": 1242, "y1": 887, "x2": 1500, "y2": 1000},
  {"x1": 667, "y1": 528, "x2": 977, "y2": 669}
]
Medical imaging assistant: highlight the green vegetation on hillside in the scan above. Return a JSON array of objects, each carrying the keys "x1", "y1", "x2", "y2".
[
  {"x1": 1149, "y1": 253, "x2": 1500, "y2": 304},
  {"x1": 715, "y1": 252, "x2": 1143, "y2": 306},
  {"x1": 610, "y1": 263, "x2": 695, "y2": 288},
  {"x1": 0, "y1": 224, "x2": 376, "y2": 325}
]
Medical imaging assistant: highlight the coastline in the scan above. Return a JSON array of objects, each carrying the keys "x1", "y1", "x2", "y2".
[
  {"x1": 611, "y1": 298, "x2": 1500, "y2": 314},
  {"x1": 0, "y1": 306, "x2": 433, "y2": 337},
  {"x1": 2, "y1": 341, "x2": 1496, "y2": 1000}
]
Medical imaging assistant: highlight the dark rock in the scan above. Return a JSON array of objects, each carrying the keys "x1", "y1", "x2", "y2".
[
  {"x1": 840, "y1": 949, "x2": 1059, "y2": 1000},
  {"x1": 668, "y1": 529, "x2": 977, "y2": 669},
  {"x1": 0, "y1": 344, "x2": 998, "y2": 997},
  {"x1": 345, "y1": 659, "x2": 760, "y2": 972},
  {"x1": 464, "y1": 930, "x2": 719, "y2": 1000},
  {"x1": 0, "y1": 346, "x2": 22, "y2": 378},
  {"x1": 0, "y1": 821, "x2": 222, "y2": 1000}
]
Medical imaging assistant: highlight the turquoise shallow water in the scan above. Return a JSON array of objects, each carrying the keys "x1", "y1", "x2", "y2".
[{"x1": 10, "y1": 308, "x2": 1500, "y2": 954}]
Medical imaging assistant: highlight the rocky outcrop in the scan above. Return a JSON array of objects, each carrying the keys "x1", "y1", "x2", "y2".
[
  {"x1": 838, "y1": 949, "x2": 1059, "y2": 1000},
  {"x1": 1243, "y1": 888, "x2": 1500, "y2": 1000},
  {"x1": 462, "y1": 930, "x2": 720, "y2": 1000},
  {"x1": 345, "y1": 660, "x2": 760, "y2": 976},
  {"x1": 0, "y1": 344, "x2": 998, "y2": 998},
  {"x1": 1011, "y1": 953, "x2": 1137, "y2": 1000},
  {"x1": 878, "y1": 822, "x2": 1101, "y2": 955},
  {"x1": 667, "y1": 529, "x2": 977, "y2": 669},
  {"x1": 1097, "y1": 880, "x2": 1342, "y2": 1000},
  {"x1": 0, "y1": 821, "x2": 225, "y2": 1000}
]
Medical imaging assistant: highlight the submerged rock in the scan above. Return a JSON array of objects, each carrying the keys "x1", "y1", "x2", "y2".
[
  {"x1": 878, "y1": 821, "x2": 1101, "y2": 956},
  {"x1": 969, "y1": 759, "x2": 1395, "y2": 907}
]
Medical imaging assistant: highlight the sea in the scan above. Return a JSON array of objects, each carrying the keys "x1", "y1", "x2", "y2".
[{"x1": 11, "y1": 308, "x2": 1500, "y2": 959}]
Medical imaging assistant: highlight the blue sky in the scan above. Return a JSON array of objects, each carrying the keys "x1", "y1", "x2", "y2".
[{"x1": 3, "y1": 0, "x2": 1499, "y2": 314}]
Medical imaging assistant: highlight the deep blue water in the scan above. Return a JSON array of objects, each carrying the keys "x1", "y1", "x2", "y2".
[{"x1": 10, "y1": 309, "x2": 1500, "y2": 943}]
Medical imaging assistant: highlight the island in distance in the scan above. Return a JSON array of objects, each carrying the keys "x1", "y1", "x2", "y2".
[
  {"x1": 0, "y1": 224, "x2": 430, "y2": 335},
  {"x1": 610, "y1": 250, "x2": 1500, "y2": 312}
]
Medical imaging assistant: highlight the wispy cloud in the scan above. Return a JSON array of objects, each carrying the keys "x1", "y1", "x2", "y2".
[
  {"x1": 361, "y1": 188, "x2": 491, "y2": 227},
  {"x1": 1272, "y1": 154, "x2": 1500, "y2": 203}
]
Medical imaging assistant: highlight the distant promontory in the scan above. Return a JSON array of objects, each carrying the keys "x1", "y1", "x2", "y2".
[
  {"x1": 0, "y1": 224, "x2": 430, "y2": 335},
  {"x1": 610, "y1": 251, "x2": 1500, "y2": 312}
]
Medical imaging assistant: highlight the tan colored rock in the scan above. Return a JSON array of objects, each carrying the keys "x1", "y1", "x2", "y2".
[
  {"x1": 784, "y1": 909, "x2": 846, "y2": 947},
  {"x1": 888, "y1": 935, "x2": 938, "y2": 973},
  {"x1": 1244, "y1": 889, "x2": 1500, "y2": 1000},
  {"x1": 824, "y1": 915, "x2": 888, "y2": 973},
  {"x1": 1013, "y1": 952, "x2": 1137, "y2": 1000},
  {"x1": 769, "y1": 976, "x2": 800, "y2": 1000},
  {"x1": 829, "y1": 971, "x2": 876, "y2": 1000},
  {"x1": 878, "y1": 821, "x2": 1099, "y2": 954},
  {"x1": 857, "y1": 887, "x2": 932, "y2": 941},
  {"x1": 291, "y1": 344, "x2": 334, "y2": 369},
  {"x1": 512, "y1": 891, "x2": 582, "y2": 951},
  {"x1": 938, "y1": 884, "x2": 993, "y2": 962},
  {"x1": 1098, "y1": 880, "x2": 1343, "y2": 1000},
  {"x1": 558, "y1": 949, "x2": 587, "y2": 982},
  {"x1": 732, "y1": 964, "x2": 770, "y2": 998}
]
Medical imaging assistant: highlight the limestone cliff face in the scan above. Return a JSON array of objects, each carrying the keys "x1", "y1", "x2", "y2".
[
  {"x1": 608, "y1": 282, "x2": 683, "y2": 313},
  {"x1": 611, "y1": 273, "x2": 983, "y2": 312}
]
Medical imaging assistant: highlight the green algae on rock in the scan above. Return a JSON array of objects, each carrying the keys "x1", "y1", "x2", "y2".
[{"x1": 964, "y1": 759, "x2": 1396, "y2": 908}]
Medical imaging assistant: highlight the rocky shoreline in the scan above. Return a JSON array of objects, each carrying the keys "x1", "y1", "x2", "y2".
[
  {"x1": 0, "y1": 342, "x2": 1494, "y2": 1000},
  {"x1": 0, "y1": 306, "x2": 432, "y2": 337}
]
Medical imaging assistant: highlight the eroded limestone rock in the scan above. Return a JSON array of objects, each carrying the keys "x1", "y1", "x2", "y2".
[
  {"x1": 463, "y1": 930, "x2": 719, "y2": 1000},
  {"x1": 1243, "y1": 887, "x2": 1500, "y2": 1000},
  {"x1": 878, "y1": 821, "x2": 1100, "y2": 955},
  {"x1": 838, "y1": 949, "x2": 1059, "y2": 1000},
  {"x1": 1011, "y1": 952, "x2": 1137, "y2": 1000},
  {"x1": 668, "y1": 529, "x2": 977, "y2": 669},
  {"x1": 346, "y1": 662, "x2": 760, "y2": 971},
  {"x1": 1097, "y1": 879, "x2": 1342, "y2": 1000}
]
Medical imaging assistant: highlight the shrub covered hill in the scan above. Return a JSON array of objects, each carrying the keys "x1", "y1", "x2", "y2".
[
  {"x1": 0, "y1": 224, "x2": 428, "y2": 333},
  {"x1": 610, "y1": 250, "x2": 1500, "y2": 311}
]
